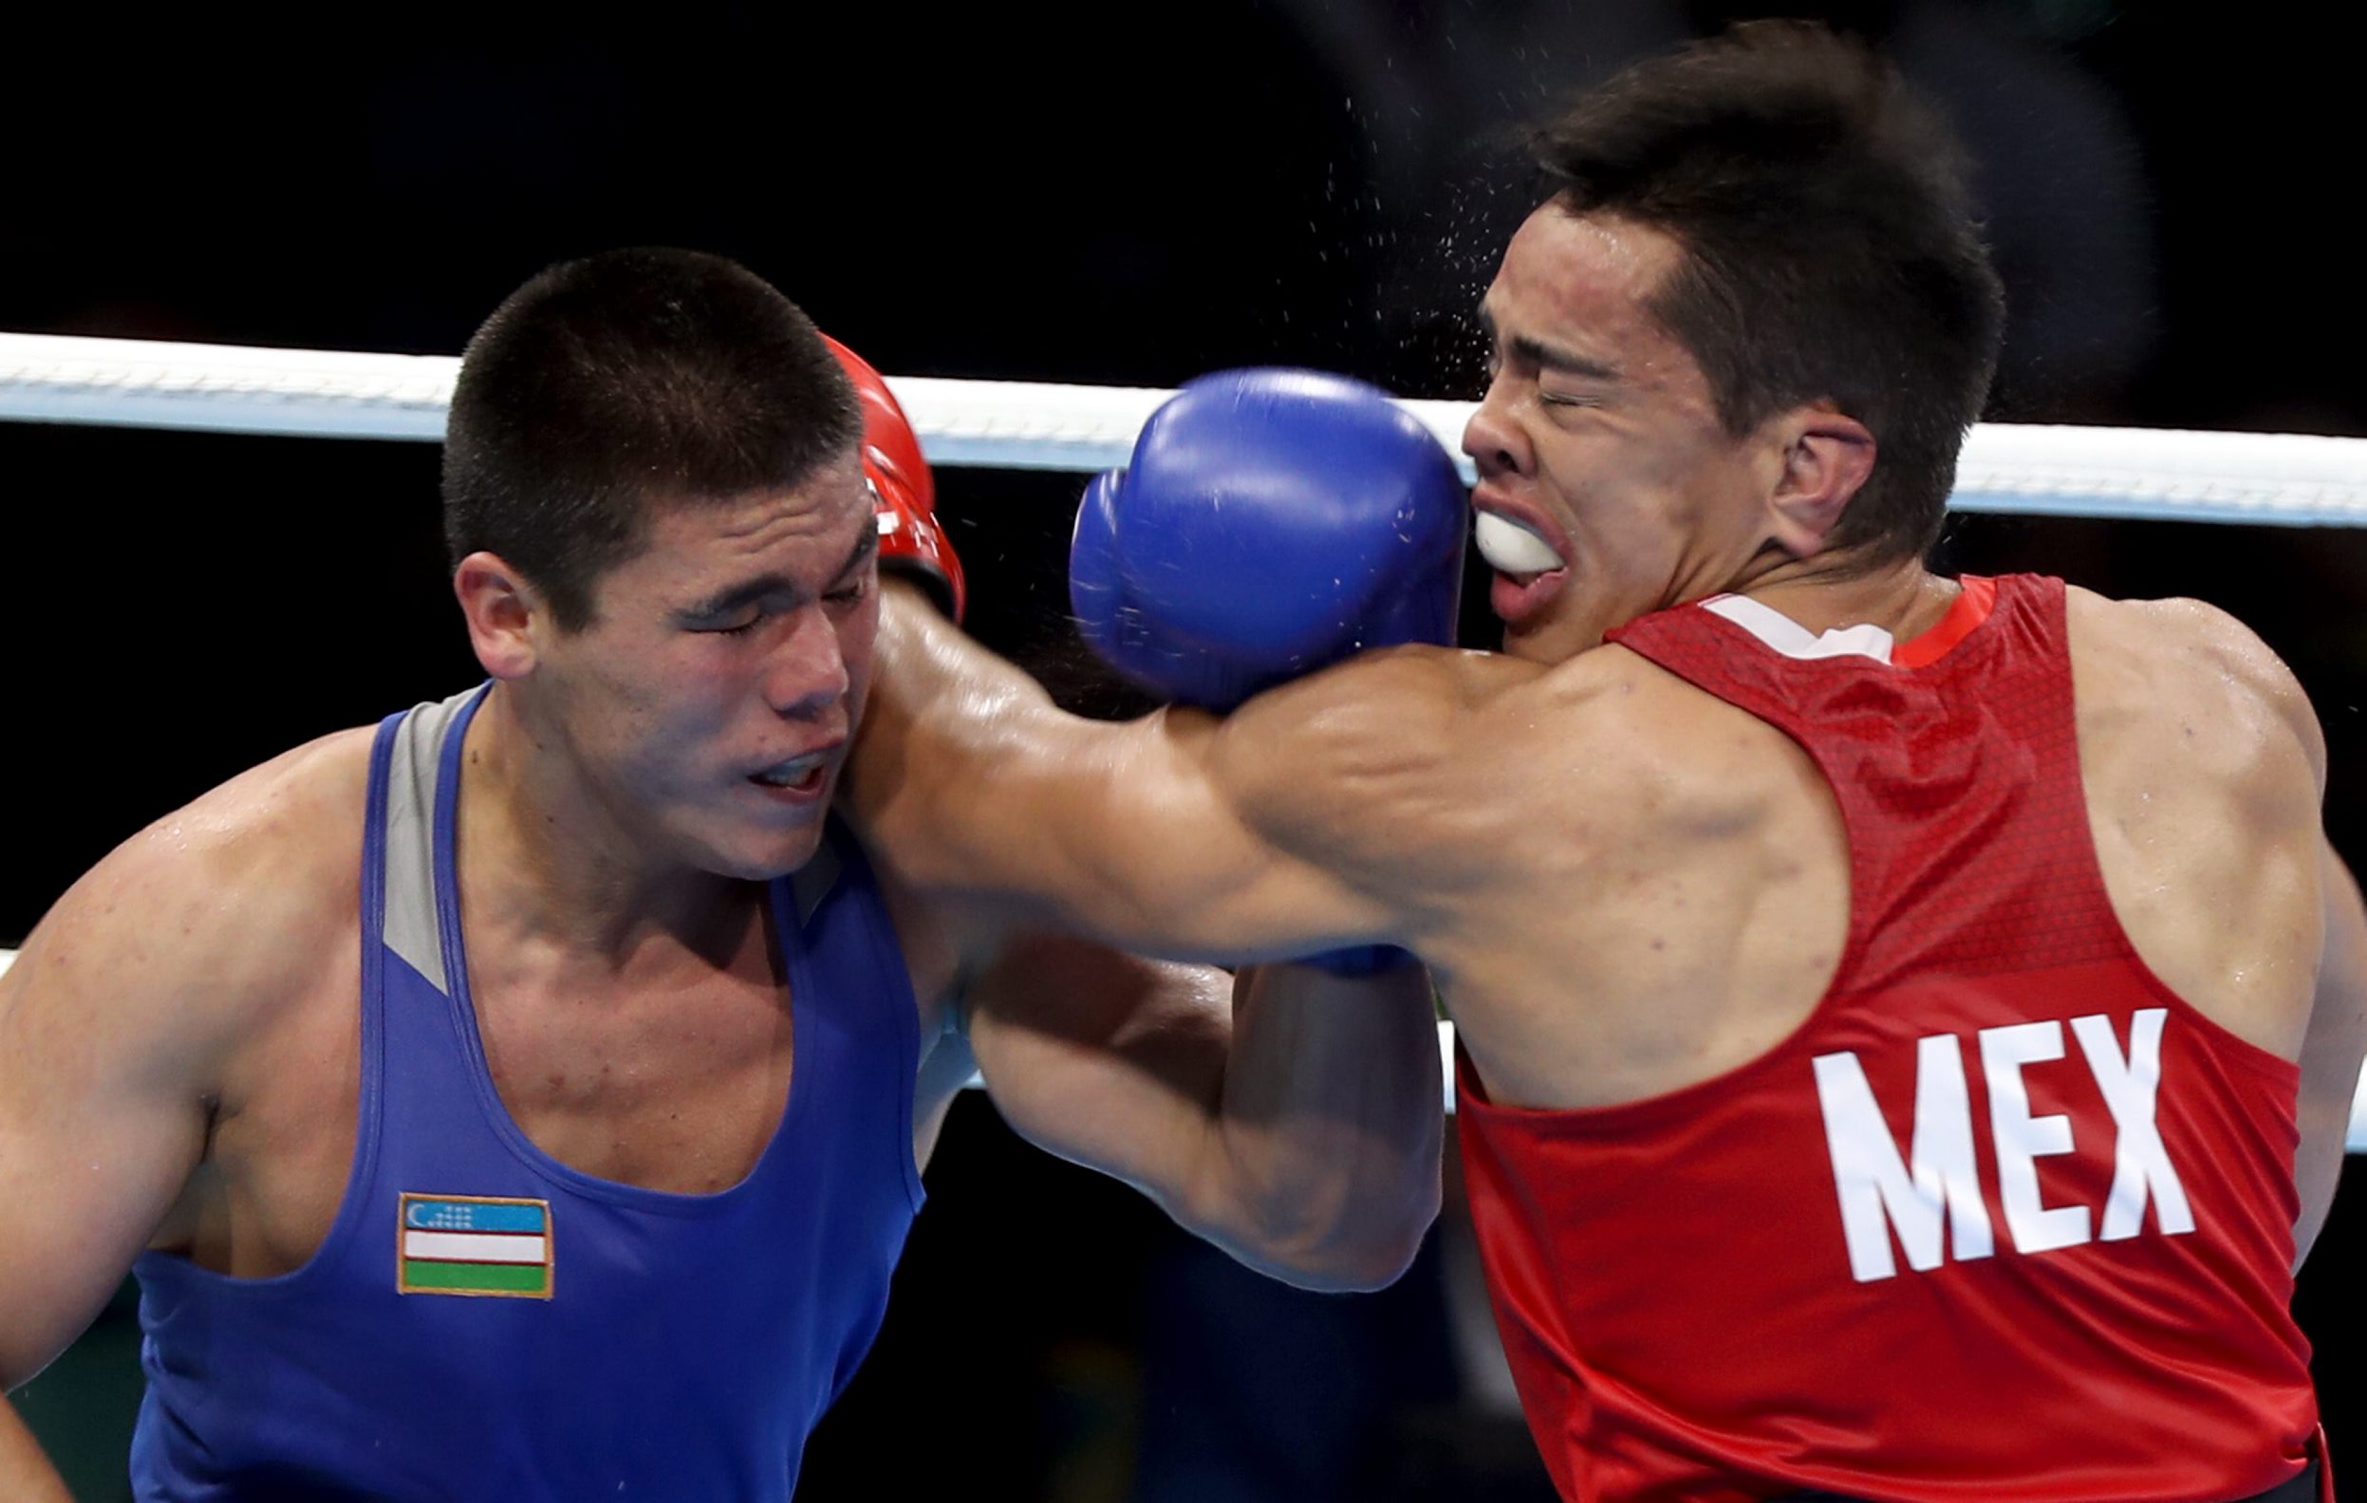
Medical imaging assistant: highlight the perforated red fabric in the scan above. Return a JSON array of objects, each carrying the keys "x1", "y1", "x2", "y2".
[{"x1": 1456, "y1": 575, "x2": 2316, "y2": 1502}]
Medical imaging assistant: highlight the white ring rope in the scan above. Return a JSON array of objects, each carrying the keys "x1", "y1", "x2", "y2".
[
  {"x1": 6, "y1": 333, "x2": 2367, "y2": 526},
  {"x1": 0, "y1": 946, "x2": 2359, "y2": 1150},
  {"x1": 2, "y1": 335, "x2": 2364, "y2": 1146}
]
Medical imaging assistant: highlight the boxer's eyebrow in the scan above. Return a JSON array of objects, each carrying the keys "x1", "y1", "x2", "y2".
[
  {"x1": 1518, "y1": 336, "x2": 1619, "y2": 383},
  {"x1": 1478, "y1": 305, "x2": 1620, "y2": 383},
  {"x1": 678, "y1": 526, "x2": 880, "y2": 622},
  {"x1": 679, "y1": 575, "x2": 795, "y2": 622}
]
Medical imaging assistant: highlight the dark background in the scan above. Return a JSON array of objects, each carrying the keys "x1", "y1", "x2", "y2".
[{"x1": 4, "y1": 1, "x2": 2362, "y2": 1498}]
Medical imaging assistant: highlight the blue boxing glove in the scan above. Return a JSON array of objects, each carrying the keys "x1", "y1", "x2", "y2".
[
  {"x1": 1068, "y1": 368, "x2": 1466, "y2": 973},
  {"x1": 1070, "y1": 368, "x2": 1465, "y2": 708}
]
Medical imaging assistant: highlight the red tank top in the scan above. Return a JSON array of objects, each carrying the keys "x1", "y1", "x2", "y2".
[{"x1": 1456, "y1": 574, "x2": 2317, "y2": 1502}]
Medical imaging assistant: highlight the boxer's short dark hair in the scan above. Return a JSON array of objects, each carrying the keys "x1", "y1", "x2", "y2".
[
  {"x1": 1531, "y1": 22, "x2": 2004, "y2": 566},
  {"x1": 443, "y1": 248, "x2": 861, "y2": 631}
]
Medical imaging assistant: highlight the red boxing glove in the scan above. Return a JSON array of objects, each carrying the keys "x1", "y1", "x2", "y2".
[{"x1": 822, "y1": 334, "x2": 967, "y2": 623}]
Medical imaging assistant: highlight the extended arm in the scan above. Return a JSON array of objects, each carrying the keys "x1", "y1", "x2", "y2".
[
  {"x1": 853, "y1": 366, "x2": 1512, "y2": 966},
  {"x1": 850, "y1": 586, "x2": 1525, "y2": 966}
]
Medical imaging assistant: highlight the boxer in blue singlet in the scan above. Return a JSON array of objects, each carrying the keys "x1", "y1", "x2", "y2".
[{"x1": 0, "y1": 249, "x2": 1447, "y2": 1501}]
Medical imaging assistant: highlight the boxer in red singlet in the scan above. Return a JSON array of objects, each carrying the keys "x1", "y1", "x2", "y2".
[{"x1": 852, "y1": 23, "x2": 2365, "y2": 1501}]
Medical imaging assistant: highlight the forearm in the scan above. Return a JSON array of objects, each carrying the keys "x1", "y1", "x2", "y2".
[
  {"x1": 1194, "y1": 962, "x2": 1444, "y2": 1291},
  {"x1": 0, "y1": 1397, "x2": 72, "y2": 1503}
]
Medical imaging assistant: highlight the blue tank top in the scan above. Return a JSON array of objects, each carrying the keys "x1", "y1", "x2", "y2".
[{"x1": 130, "y1": 686, "x2": 924, "y2": 1500}]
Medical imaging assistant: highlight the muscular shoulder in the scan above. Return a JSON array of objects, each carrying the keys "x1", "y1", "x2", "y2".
[
  {"x1": 2066, "y1": 587, "x2": 2325, "y2": 794},
  {"x1": 132, "y1": 726, "x2": 373, "y2": 915},
  {"x1": 1218, "y1": 644, "x2": 1543, "y2": 764},
  {"x1": 6, "y1": 727, "x2": 376, "y2": 1069},
  {"x1": 1562, "y1": 642, "x2": 1827, "y2": 845},
  {"x1": 1212, "y1": 645, "x2": 1538, "y2": 859},
  {"x1": 160, "y1": 726, "x2": 377, "y2": 940},
  {"x1": 1211, "y1": 641, "x2": 1750, "y2": 882}
]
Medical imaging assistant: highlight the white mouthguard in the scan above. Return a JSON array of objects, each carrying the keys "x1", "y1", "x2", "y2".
[{"x1": 1474, "y1": 511, "x2": 1567, "y2": 575}]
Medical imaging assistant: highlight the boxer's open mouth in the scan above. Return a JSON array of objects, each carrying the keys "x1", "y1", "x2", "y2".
[{"x1": 752, "y1": 752, "x2": 829, "y2": 791}]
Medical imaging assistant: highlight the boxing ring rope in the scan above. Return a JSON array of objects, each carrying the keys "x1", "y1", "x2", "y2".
[
  {"x1": 9, "y1": 332, "x2": 2367, "y2": 525},
  {"x1": 2, "y1": 332, "x2": 2365, "y2": 1149}
]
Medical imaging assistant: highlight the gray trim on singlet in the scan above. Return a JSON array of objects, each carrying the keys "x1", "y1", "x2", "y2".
[
  {"x1": 380, "y1": 684, "x2": 842, "y2": 990},
  {"x1": 381, "y1": 687, "x2": 482, "y2": 996}
]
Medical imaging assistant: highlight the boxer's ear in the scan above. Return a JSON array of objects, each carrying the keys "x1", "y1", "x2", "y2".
[
  {"x1": 1762, "y1": 406, "x2": 1875, "y2": 559},
  {"x1": 453, "y1": 551, "x2": 544, "y2": 679}
]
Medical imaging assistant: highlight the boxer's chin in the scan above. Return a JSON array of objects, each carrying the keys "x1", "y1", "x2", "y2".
[
  {"x1": 685, "y1": 796, "x2": 834, "y2": 883},
  {"x1": 1496, "y1": 583, "x2": 1605, "y2": 665}
]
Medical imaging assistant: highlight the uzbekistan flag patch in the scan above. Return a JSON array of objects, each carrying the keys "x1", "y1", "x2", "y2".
[{"x1": 397, "y1": 1194, "x2": 553, "y2": 1299}]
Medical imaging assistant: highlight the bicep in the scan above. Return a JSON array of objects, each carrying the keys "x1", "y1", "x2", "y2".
[{"x1": 0, "y1": 899, "x2": 214, "y2": 1384}]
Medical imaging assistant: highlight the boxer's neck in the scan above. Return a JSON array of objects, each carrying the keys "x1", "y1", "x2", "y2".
[
  {"x1": 457, "y1": 685, "x2": 758, "y2": 971},
  {"x1": 1728, "y1": 551, "x2": 1958, "y2": 647}
]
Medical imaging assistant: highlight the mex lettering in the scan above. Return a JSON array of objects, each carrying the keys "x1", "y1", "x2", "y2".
[{"x1": 1812, "y1": 1008, "x2": 2193, "y2": 1283}]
